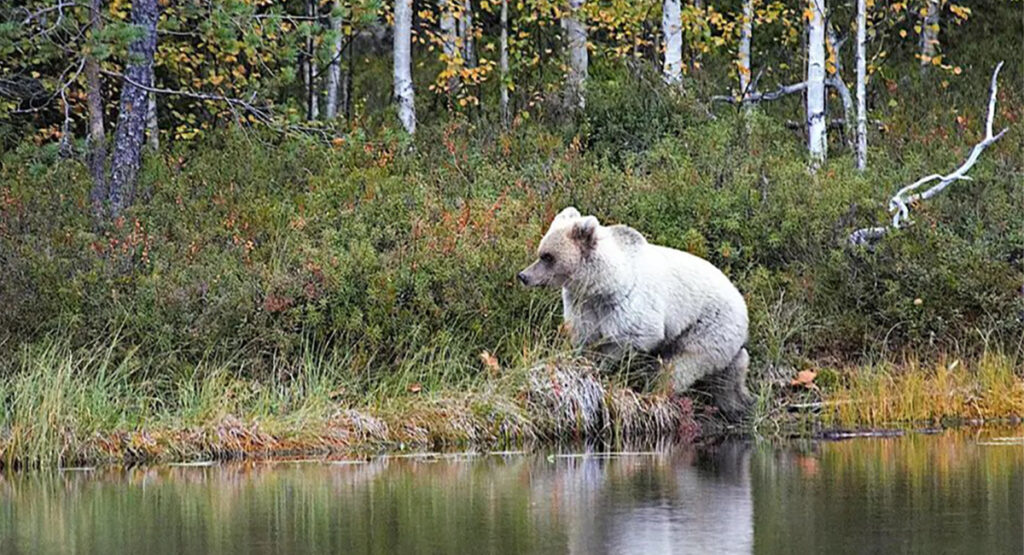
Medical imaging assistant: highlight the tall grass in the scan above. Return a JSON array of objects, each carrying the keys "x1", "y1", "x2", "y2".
[
  {"x1": 0, "y1": 334, "x2": 702, "y2": 468},
  {"x1": 823, "y1": 351, "x2": 1024, "y2": 427}
]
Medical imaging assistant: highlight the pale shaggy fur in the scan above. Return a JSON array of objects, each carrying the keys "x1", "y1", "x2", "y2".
[{"x1": 518, "y1": 207, "x2": 753, "y2": 420}]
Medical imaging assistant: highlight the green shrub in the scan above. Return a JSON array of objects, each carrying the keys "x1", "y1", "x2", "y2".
[{"x1": 1, "y1": 64, "x2": 1021, "y2": 392}]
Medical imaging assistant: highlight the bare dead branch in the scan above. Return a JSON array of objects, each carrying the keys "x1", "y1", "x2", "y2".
[
  {"x1": 826, "y1": 23, "x2": 855, "y2": 149},
  {"x1": 848, "y1": 62, "x2": 1009, "y2": 246},
  {"x1": 712, "y1": 81, "x2": 807, "y2": 105},
  {"x1": 785, "y1": 118, "x2": 884, "y2": 131},
  {"x1": 100, "y1": 69, "x2": 275, "y2": 125}
]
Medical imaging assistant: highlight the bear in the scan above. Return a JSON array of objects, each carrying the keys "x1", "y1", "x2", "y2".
[{"x1": 517, "y1": 206, "x2": 753, "y2": 421}]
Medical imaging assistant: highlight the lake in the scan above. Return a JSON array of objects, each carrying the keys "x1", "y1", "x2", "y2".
[{"x1": 1, "y1": 429, "x2": 1021, "y2": 554}]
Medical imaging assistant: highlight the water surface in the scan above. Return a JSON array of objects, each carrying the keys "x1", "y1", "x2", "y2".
[{"x1": 1, "y1": 429, "x2": 1021, "y2": 554}]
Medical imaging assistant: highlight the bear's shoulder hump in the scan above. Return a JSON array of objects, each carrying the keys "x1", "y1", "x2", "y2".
[{"x1": 608, "y1": 224, "x2": 647, "y2": 248}]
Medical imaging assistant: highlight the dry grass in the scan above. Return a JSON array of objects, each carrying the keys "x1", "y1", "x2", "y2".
[
  {"x1": 0, "y1": 350, "x2": 697, "y2": 469},
  {"x1": 3, "y1": 336, "x2": 1022, "y2": 469},
  {"x1": 822, "y1": 352, "x2": 1024, "y2": 427}
]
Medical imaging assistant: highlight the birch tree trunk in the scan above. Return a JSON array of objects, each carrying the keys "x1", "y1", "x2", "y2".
[
  {"x1": 806, "y1": 0, "x2": 827, "y2": 164},
  {"x1": 304, "y1": 0, "x2": 319, "y2": 120},
  {"x1": 919, "y1": 0, "x2": 940, "y2": 69},
  {"x1": 662, "y1": 0, "x2": 683, "y2": 84},
  {"x1": 563, "y1": 0, "x2": 588, "y2": 110},
  {"x1": 325, "y1": 0, "x2": 344, "y2": 119},
  {"x1": 855, "y1": 0, "x2": 867, "y2": 170},
  {"x1": 393, "y1": 0, "x2": 416, "y2": 134},
  {"x1": 460, "y1": 0, "x2": 475, "y2": 69},
  {"x1": 86, "y1": 0, "x2": 107, "y2": 218},
  {"x1": 440, "y1": 0, "x2": 460, "y2": 95},
  {"x1": 663, "y1": 0, "x2": 683, "y2": 83},
  {"x1": 738, "y1": 0, "x2": 753, "y2": 99},
  {"x1": 145, "y1": 91, "x2": 158, "y2": 151},
  {"x1": 107, "y1": 0, "x2": 159, "y2": 218},
  {"x1": 500, "y1": 0, "x2": 509, "y2": 125}
]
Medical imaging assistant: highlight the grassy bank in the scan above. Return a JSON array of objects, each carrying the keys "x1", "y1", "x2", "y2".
[
  {"x1": 0, "y1": 336, "x2": 1020, "y2": 468},
  {"x1": 0, "y1": 337, "x2": 701, "y2": 468},
  {"x1": 2, "y1": 54, "x2": 1023, "y2": 466}
]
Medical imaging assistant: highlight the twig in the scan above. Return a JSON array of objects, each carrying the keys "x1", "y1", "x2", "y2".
[{"x1": 849, "y1": 62, "x2": 1009, "y2": 246}]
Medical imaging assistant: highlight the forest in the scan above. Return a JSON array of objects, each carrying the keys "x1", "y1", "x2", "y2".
[{"x1": 0, "y1": 0, "x2": 1021, "y2": 467}]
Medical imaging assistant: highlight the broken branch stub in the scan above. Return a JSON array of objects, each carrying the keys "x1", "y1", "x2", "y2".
[{"x1": 848, "y1": 62, "x2": 1009, "y2": 246}]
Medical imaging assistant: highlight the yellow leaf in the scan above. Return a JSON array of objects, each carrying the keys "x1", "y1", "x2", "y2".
[{"x1": 790, "y1": 370, "x2": 818, "y2": 388}]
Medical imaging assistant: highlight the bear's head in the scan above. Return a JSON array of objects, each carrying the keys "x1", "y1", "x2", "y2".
[{"x1": 518, "y1": 206, "x2": 600, "y2": 288}]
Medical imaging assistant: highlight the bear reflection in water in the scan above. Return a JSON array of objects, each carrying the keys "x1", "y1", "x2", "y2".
[{"x1": 527, "y1": 442, "x2": 753, "y2": 555}]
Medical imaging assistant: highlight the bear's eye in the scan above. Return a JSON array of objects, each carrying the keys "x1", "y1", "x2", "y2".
[{"x1": 540, "y1": 253, "x2": 555, "y2": 265}]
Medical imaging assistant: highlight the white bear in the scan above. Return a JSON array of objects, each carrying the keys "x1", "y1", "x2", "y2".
[{"x1": 518, "y1": 207, "x2": 753, "y2": 421}]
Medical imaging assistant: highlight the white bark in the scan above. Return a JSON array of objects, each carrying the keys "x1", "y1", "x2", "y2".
[
  {"x1": 919, "y1": 0, "x2": 940, "y2": 68},
  {"x1": 738, "y1": 0, "x2": 753, "y2": 98},
  {"x1": 440, "y1": 0, "x2": 459, "y2": 94},
  {"x1": 393, "y1": 0, "x2": 416, "y2": 134},
  {"x1": 662, "y1": 0, "x2": 683, "y2": 84},
  {"x1": 563, "y1": 0, "x2": 588, "y2": 110},
  {"x1": 855, "y1": 0, "x2": 867, "y2": 170},
  {"x1": 302, "y1": 0, "x2": 320, "y2": 120},
  {"x1": 806, "y1": 0, "x2": 827, "y2": 163},
  {"x1": 849, "y1": 63, "x2": 1008, "y2": 245},
  {"x1": 460, "y1": 0, "x2": 475, "y2": 68},
  {"x1": 325, "y1": 0, "x2": 344, "y2": 119},
  {"x1": 500, "y1": 0, "x2": 509, "y2": 125}
]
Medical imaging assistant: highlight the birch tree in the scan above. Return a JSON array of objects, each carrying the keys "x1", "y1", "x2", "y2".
[
  {"x1": 107, "y1": 0, "x2": 159, "y2": 218},
  {"x1": 662, "y1": 0, "x2": 683, "y2": 84},
  {"x1": 460, "y1": 0, "x2": 475, "y2": 69},
  {"x1": 440, "y1": 0, "x2": 460, "y2": 95},
  {"x1": 499, "y1": 0, "x2": 509, "y2": 125},
  {"x1": 325, "y1": 0, "x2": 345, "y2": 119},
  {"x1": 563, "y1": 0, "x2": 588, "y2": 110},
  {"x1": 302, "y1": 0, "x2": 319, "y2": 120},
  {"x1": 855, "y1": 0, "x2": 867, "y2": 170},
  {"x1": 806, "y1": 0, "x2": 827, "y2": 163},
  {"x1": 919, "y1": 0, "x2": 940, "y2": 69},
  {"x1": 737, "y1": 0, "x2": 753, "y2": 99},
  {"x1": 393, "y1": 0, "x2": 416, "y2": 134}
]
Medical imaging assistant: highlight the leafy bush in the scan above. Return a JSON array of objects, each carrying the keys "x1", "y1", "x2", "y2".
[{"x1": 1, "y1": 66, "x2": 1022, "y2": 391}]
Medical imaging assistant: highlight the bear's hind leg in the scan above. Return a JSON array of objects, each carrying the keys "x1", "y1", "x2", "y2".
[{"x1": 709, "y1": 348, "x2": 754, "y2": 423}]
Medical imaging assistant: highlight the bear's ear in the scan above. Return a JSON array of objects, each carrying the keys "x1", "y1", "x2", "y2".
[
  {"x1": 555, "y1": 206, "x2": 581, "y2": 221},
  {"x1": 570, "y1": 215, "x2": 599, "y2": 253}
]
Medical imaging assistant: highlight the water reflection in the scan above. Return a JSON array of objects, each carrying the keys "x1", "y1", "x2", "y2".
[{"x1": 0, "y1": 430, "x2": 1020, "y2": 554}]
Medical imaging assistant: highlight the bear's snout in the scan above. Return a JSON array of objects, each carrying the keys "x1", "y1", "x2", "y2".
[{"x1": 517, "y1": 271, "x2": 530, "y2": 286}]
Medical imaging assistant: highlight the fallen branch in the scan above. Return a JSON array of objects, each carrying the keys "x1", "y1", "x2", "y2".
[
  {"x1": 849, "y1": 62, "x2": 1008, "y2": 246},
  {"x1": 711, "y1": 81, "x2": 807, "y2": 105},
  {"x1": 785, "y1": 118, "x2": 884, "y2": 131}
]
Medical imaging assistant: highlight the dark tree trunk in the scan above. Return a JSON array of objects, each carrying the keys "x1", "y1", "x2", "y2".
[
  {"x1": 86, "y1": 0, "x2": 108, "y2": 219},
  {"x1": 107, "y1": 0, "x2": 159, "y2": 218}
]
